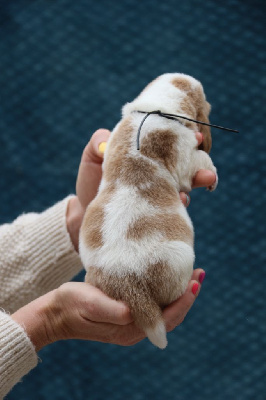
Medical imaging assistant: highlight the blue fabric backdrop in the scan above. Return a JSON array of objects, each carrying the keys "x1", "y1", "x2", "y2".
[{"x1": 0, "y1": 0, "x2": 265, "y2": 399}]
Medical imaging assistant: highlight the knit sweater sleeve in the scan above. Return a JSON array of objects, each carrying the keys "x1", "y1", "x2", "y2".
[
  {"x1": 0, "y1": 311, "x2": 38, "y2": 398},
  {"x1": 0, "y1": 196, "x2": 84, "y2": 398},
  {"x1": 0, "y1": 196, "x2": 83, "y2": 313}
]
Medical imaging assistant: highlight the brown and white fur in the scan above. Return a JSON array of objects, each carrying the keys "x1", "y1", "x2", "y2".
[{"x1": 79, "y1": 73, "x2": 218, "y2": 349}]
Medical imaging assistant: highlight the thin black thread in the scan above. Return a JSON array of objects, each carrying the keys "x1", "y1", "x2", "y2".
[{"x1": 135, "y1": 110, "x2": 239, "y2": 150}]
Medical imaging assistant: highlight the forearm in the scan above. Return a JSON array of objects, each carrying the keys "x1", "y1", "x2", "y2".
[
  {"x1": 0, "y1": 197, "x2": 83, "y2": 313},
  {"x1": 11, "y1": 291, "x2": 56, "y2": 352},
  {"x1": 0, "y1": 311, "x2": 38, "y2": 398}
]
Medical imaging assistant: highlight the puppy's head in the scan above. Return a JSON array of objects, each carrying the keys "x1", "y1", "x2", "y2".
[{"x1": 122, "y1": 73, "x2": 212, "y2": 153}]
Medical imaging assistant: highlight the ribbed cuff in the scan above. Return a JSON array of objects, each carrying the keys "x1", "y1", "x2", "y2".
[
  {"x1": 25, "y1": 196, "x2": 84, "y2": 293},
  {"x1": 0, "y1": 311, "x2": 38, "y2": 398}
]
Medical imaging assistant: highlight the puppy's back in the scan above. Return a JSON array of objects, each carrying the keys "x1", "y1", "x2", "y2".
[{"x1": 80, "y1": 74, "x2": 201, "y2": 348}]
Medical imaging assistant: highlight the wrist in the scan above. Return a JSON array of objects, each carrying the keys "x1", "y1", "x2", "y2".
[
  {"x1": 66, "y1": 196, "x2": 85, "y2": 252},
  {"x1": 11, "y1": 291, "x2": 57, "y2": 352}
]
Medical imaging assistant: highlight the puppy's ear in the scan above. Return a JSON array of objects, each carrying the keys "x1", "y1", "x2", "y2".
[{"x1": 197, "y1": 101, "x2": 212, "y2": 154}]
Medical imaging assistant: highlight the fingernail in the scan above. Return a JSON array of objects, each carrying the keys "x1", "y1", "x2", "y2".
[
  {"x1": 192, "y1": 282, "x2": 199, "y2": 295},
  {"x1": 98, "y1": 142, "x2": 107, "y2": 154},
  {"x1": 185, "y1": 194, "x2": 190, "y2": 207},
  {"x1": 199, "y1": 272, "x2": 206, "y2": 284}
]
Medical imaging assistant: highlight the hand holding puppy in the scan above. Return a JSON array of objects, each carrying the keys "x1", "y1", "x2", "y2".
[{"x1": 12, "y1": 269, "x2": 205, "y2": 351}]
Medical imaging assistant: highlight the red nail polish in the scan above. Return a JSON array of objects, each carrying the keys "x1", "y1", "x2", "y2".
[
  {"x1": 199, "y1": 272, "x2": 206, "y2": 284},
  {"x1": 192, "y1": 282, "x2": 199, "y2": 295}
]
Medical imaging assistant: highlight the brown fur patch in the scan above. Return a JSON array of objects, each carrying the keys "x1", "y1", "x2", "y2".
[
  {"x1": 172, "y1": 77, "x2": 192, "y2": 92},
  {"x1": 187, "y1": 88, "x2": 212, "y2": 152},
  {"x1": 103, "y1": 117, "x2": 133, "y2": 182},
  {"x1": 85, "y1": 261, "x2": 183, "y2": 329},
  {"x1": 187, "y1": 86, "x2": 212, "y2": 153},
  {"x1": 127, "y1": 213, "x2": 193, "y2": 246},
  {"x1": 197, "y1": 105, "x2": 212, "y2": 153},
  {"x1": 82, "y1": 202, "x2": 104, "y2": 249},
  {"x1": 144, "y1": 261, "x2": 183, "y2": 306},
  {"x1": 139, "y1": 176, "x2": 179, "y2": 208},
  {"x1": 180, "y1": 97, "x2": 197, "y2": 128},
  {"x1": 119, "y1": 156, "x2": 157, "y2": 187},
  {"x1": 82, "y1": 185, "x2": 114, "y2": 249},
  {"x1": 140, "y1": 129, "x2": 178, "y2": 174},
  {"x1": 172, "y1": 78, "x2": 212, "y2": 153},
  {"x1": 103, "y1": 117, "x2": 160, "y2": 187}
]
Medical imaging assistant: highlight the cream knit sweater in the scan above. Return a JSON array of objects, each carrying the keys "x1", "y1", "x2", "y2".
[{"x1": 0, "y1": 197, "x2": 83, "y2": 398}]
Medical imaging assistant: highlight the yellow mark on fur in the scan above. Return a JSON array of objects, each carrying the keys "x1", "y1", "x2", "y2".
[{"x1": 98, "y1": 142, "x2": 107, "y2": 154}]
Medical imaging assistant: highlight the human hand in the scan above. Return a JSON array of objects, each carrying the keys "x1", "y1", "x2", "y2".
[
  {"x1": 12, "y1": 269, "x2": 205, "y2": 351},
  {"x1": 66, "y1": 129, "x2": 111, "y2": 251},
  {"x1": 12, "y1": 282, "x2": 142, "y2": 351},
  {"x1": 66, "y1": 130, "x2": 216, "y2": 250},
  {"x1": 51, "y1": 269, "x2": 205, "y2": 347}
]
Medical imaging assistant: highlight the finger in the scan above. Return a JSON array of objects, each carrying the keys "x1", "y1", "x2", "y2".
[
  {"x1": 112, "y1": 322, "x2": 146, "y2": 346},
  {"x1": 82, "y1": 129, "x2": 111, "y2": 164},
  {"x1": 191, "y1": 268, "x2": 206, "y2": 284},
  {"x1": 163, "y1": 280, "x2": 201, "y2": 332},
  {"x1": 82, "y1": 284, "x2": 133, "y2": 326},
  {"x1": 180, "y1": 192, "x2": 190, "y2": 207},
  {"x1": 81, "y1": 320, "x2": 145, "y2": 346},
  {"x1": 92, "y1": 129, "x2": 111, "y2": 157},
  {"x1": 195, "y1": 131, "x2": 203, "y2": 146},
  {"x1": 192, "y1": 169, "x2": 216, "y2": 188}
]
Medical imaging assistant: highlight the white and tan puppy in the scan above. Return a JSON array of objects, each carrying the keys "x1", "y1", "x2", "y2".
[{"x1": 79, "y1": 73, "x2": 218, "y2": 349}]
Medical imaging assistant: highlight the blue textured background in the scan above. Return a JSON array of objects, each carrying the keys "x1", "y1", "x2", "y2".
[{"x1": 1, "y1": 1, "x2": 265, "y2": 399}]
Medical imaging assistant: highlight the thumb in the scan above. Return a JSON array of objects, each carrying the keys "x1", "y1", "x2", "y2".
[
  {"x1": 76, "y1": 128, "x2": 111, "y2": 209},
  {"x1": 84, "y1": 129, "x2": 111, "y2": 163},
  {"x1": 192, "y1": 169, "x2": 216, "y2": 189}
]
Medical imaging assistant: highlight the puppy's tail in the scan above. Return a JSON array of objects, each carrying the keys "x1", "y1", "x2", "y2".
[
  {"x1": 145, "y1": 320, "x2": 167, "y2": 350},
  {"x1": 129, "y1": 294, "x2": 167, "y2": 350},
  {"x1": 85, "y1": 268, "x2": 167, "y2": 349}
]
